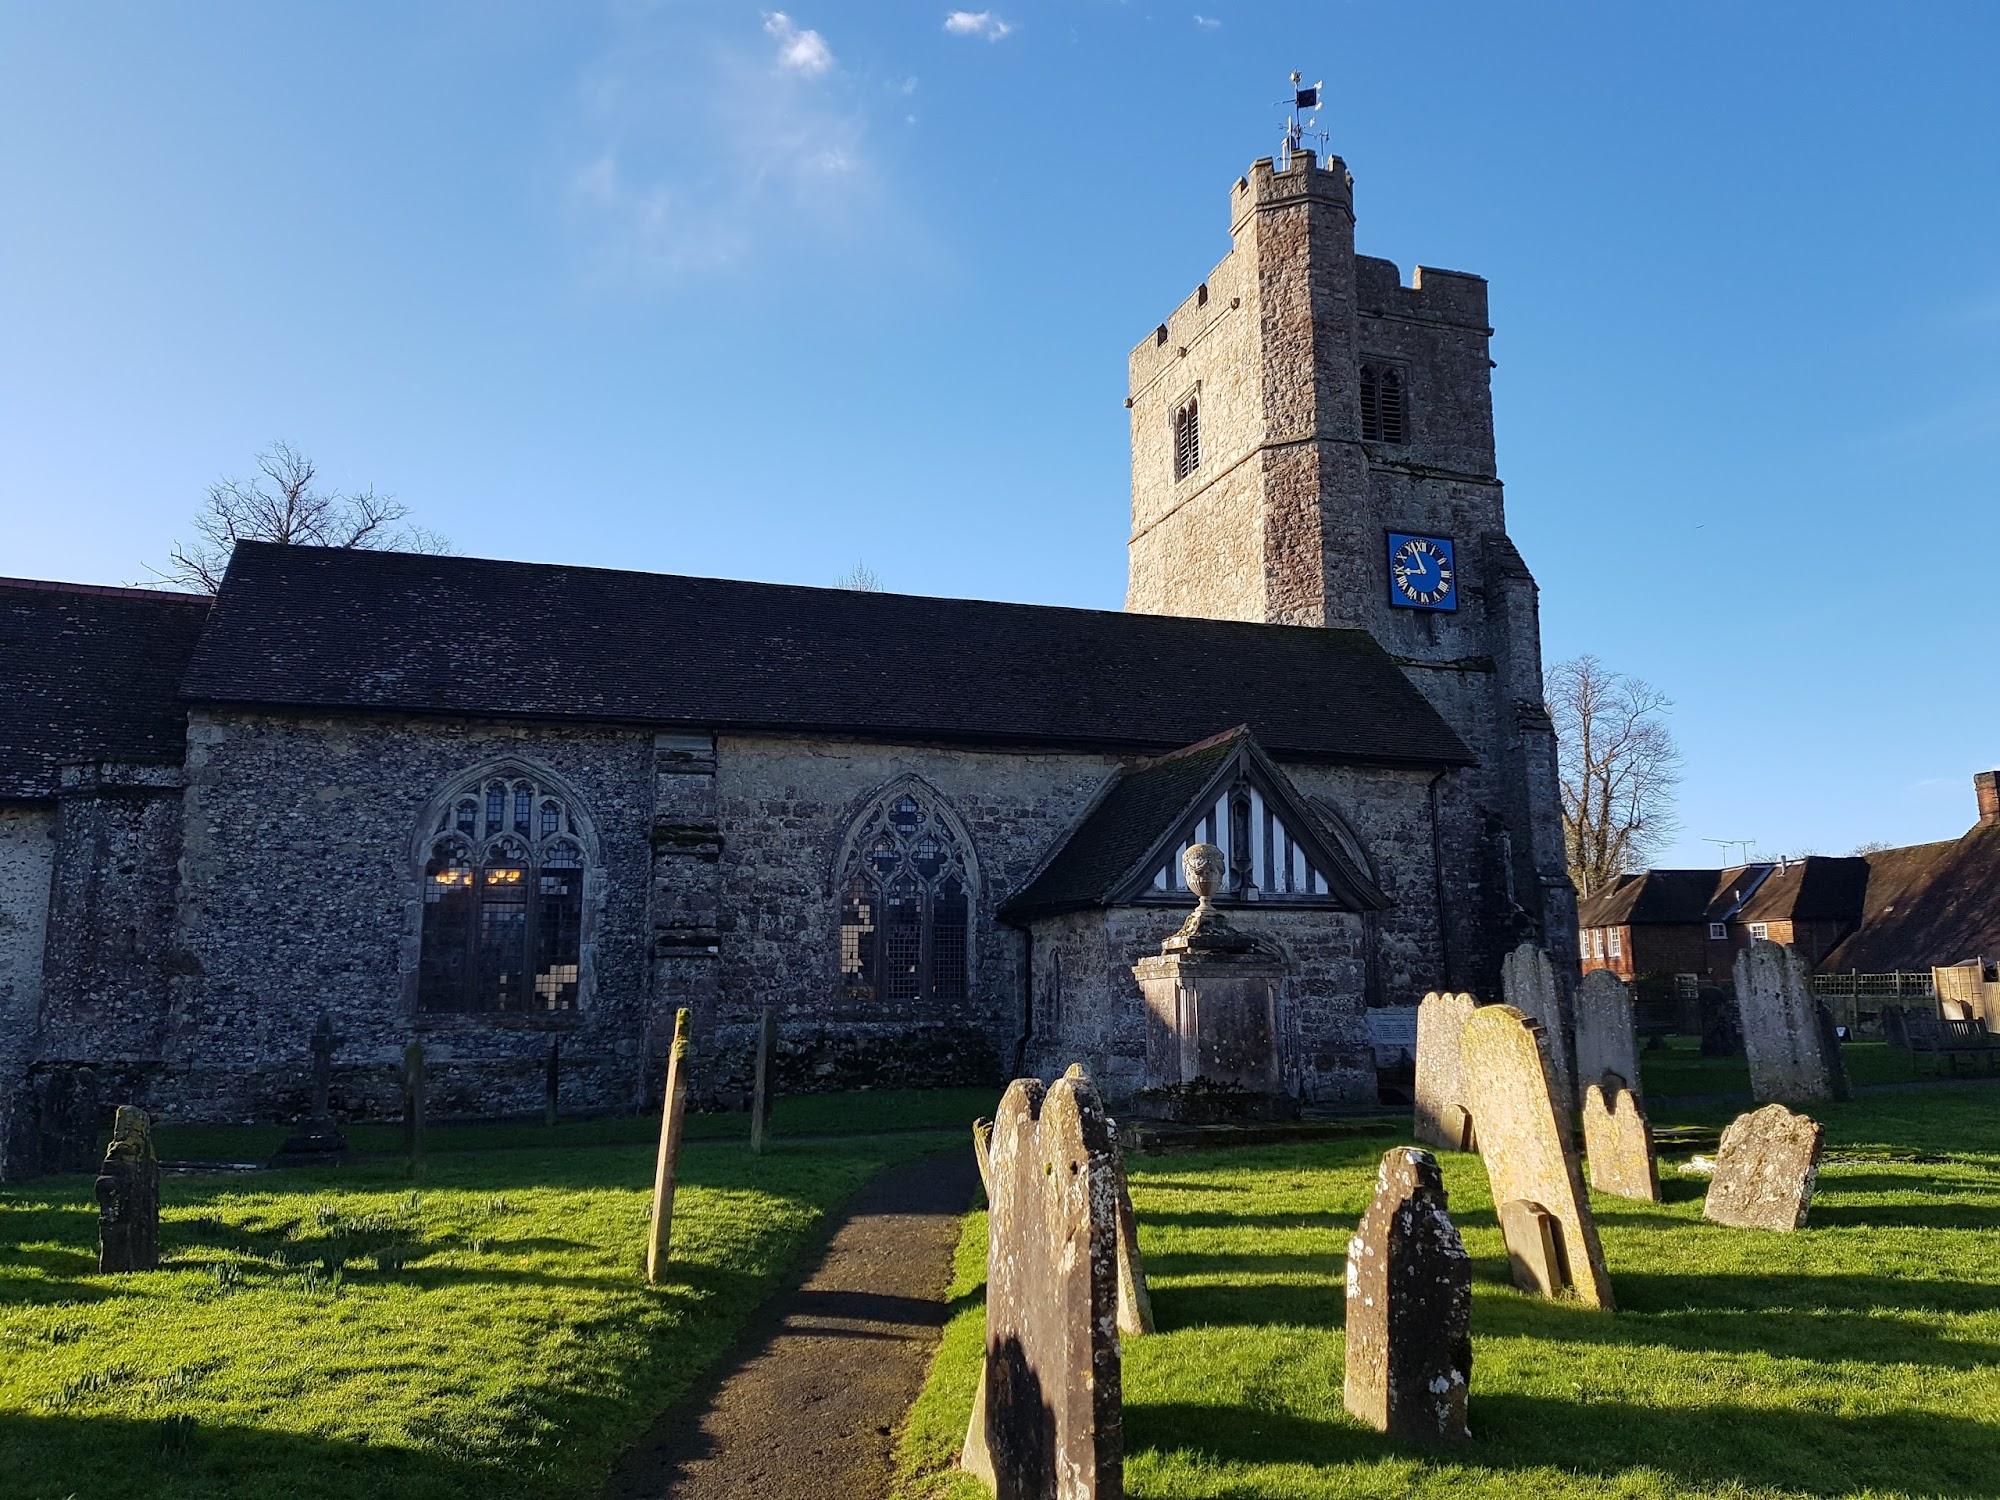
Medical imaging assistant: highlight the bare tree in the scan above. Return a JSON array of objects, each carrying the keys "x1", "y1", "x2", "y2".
[
  {"x1": 1548, "y1": 654, "x2": 1683, "y2": 900},
  {"x1": 148, "y1": 441, "x2": 448, "y2": 593},
  {"x1": 835, "y1": 560, "x2": 883, "y2": 592}
]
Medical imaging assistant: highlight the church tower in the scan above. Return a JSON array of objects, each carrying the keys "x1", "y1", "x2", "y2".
[{"x1": 1126, "y1": 148, "x2": 1577, "y2": 988}]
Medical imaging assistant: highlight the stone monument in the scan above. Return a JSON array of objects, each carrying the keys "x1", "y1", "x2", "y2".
[
  {"x1": 1734, "y1": 942, "x2": 1843, "y2": 1105},
  {"x1": 1460, "y1": 1005, "x2": 1613, "y2": 1309},
  {"x1": 94, "y1": 1106, "x2": 160, "y2": 1273},
  {"x1": 1501, "y1": 943, "x2": 1575, "y2": 1125},
  {"x1": 1703, "y1": 1103, "x2": 1823, "y2": 1231},
  {"x1": 402, "y1": 1038, "x2": 426, "y2": 1180},
  {"x1": 750, "y1": 1003, "x2": 778, "y2": 1156},
  {"x1": 273, "y1": 1014, "x2": 346, "y2": 1165},
  {"x1": 1131, "y1": 844, "x2": 1292, "y2": 1121},
  {"x1": 1412, "y1": 991, "x2": 1480, "y2": 1152},
  {"x1": 961, "y1": 1064, "x2": 1123, "y2": 1498},
  {"x1": 1573, "y1": 970, "x2": 1658, "y2": 1202},
  {"x1": 1343, "y1": 1146, "x2": 1472, "y2": 1443},
  {"x1": 645, "y1": 1008, "x2": 692, "y2": 1284}
]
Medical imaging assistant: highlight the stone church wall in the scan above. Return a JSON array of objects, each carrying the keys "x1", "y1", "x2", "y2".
[
  {"x1": 157, "y1": 708, "x2": 659, "y2": 1123},
  {"x1": 0, "y1": 804, "x2": 55, "y2": 1116}
]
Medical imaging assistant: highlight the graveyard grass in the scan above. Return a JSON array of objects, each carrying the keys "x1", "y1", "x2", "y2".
[
  {"x1": 0, "y1": 1091, "x2": 988, "y2": 1500},
  {"x1": 896, "y1": 1075, "x2": 2000, "y2": 1499}
]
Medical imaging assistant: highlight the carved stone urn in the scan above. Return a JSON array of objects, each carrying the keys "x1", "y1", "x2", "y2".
[{"x1": 1162, "y1": 843, "x2": 1252, "y2": 954}]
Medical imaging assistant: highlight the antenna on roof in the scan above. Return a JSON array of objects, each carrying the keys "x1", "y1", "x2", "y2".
[
  {"x1": 1704, "y1": 837, "x2": 1756, "y2": 867},
  {"x1": 1277, "y1": 70, "x2": 1327, "y2": 169}
]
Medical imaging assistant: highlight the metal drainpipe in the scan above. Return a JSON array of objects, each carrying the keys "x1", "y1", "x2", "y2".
[{"x1": 1428, "y1": 770, "x2": 1452, "y2": 986}]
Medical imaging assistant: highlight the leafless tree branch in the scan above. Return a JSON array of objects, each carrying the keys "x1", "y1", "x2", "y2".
[{"x1": 1547, "y1": 654, "x2": 1683, "y2": 900}]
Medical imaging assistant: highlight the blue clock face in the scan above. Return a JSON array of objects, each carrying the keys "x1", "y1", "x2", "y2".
[{"x1": 1388, "y1": 533, "x2": 1457, "y2": 611}]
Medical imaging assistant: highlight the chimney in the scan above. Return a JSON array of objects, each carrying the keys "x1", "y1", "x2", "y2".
[{"x1": 1978, "y1": 770, "x2": 2000, "y2": 828}]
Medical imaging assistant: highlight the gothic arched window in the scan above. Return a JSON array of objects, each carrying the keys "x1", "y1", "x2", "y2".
[
  {"x1": 837, "y1": 787, "x2": 973, "y2": 1004},
  {"x1": 1173, "y1": 396, "x2": 1201, "y2": 480},
  {"x1": 418, "y1": 770, "x2": 590, "y2": 1013}
]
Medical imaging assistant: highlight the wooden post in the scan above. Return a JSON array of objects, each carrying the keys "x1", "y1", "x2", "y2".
[
  {"x1": 750, "y1": 1003, "x2": 777, "y2": 1156},
  {"x1": 645, "y1": 1009, "x2": 692, "y2": 1284},
  {"x1": 544, "y1": 1038, "x2": 560, "y2": 1128},
  {"x1": 402, "y1": 1039, "x2": 425, "y2": 1181}
]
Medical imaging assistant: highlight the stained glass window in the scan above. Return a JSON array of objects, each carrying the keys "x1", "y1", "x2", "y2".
[
  {"x1": 418, "y1": 771, "x2": 590, "y2": 1015},
  {"x1": 837, "y1": 785, "x2": 973, "y2": 1005}
]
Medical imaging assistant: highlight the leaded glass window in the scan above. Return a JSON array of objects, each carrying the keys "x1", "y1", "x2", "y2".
[
  {"x1": 419, "y1": 771, "x2": 590, "y2": 1014},
  {"x1": 837, "y1": 786, "x2": 974, "y2": 1004}
]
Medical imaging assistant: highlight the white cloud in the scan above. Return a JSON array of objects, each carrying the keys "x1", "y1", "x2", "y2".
[
  {"x1": 764, "y1": 12, "x2": 834, "y2": 75},
  {"x1": 944, "y1": 11, "x2": 1013, "y2": 40},
  {"x1": 1193, "y1": 13, "x2": 1221, "y2": 27}
]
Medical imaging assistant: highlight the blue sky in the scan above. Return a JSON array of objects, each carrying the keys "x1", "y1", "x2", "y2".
[{"x1": 3, "y1": 2, "x2": 1995, "y2": 866}]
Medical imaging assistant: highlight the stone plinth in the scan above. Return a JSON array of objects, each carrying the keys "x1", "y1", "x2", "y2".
[
  {"x1": 962, "y1": 1064, "x2": 1123, "y2": 1498},
  {"x1": 1133, "y1": 947, "x2": 1289, "y2": 1111},
  {"x1": 1704, "y1": 1103, "x2": 1823, "y2": 1231},
  {"x1": 1461, "y1": 1005, "x2": 1612, "y2": 1309},
  {"x1": 95, "y1": 1106, "x2": 159, "y2": 1273},
  {"x1": 1343, "y1": 1146, "x2": 1472, "y2": 1442},
  {"x1": 1413, "y1": 991, "x2": 1479, "y2": 1152},
  {"x1": 1735, "y1": 942, "x2": 1838, "y2": 1105},
  {"x1": 1501, "y1": 944, "x2": 1574, "y2": 1124}
]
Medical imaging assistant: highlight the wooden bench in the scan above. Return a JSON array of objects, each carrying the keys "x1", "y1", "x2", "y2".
[{"x1": 1889, "y1": 1006, "x2": 2000, "y2": 1075}]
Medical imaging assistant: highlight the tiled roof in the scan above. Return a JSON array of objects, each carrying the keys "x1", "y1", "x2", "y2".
[
  {"x1": 1735, "y1": 857, "x2": 1872, "y2": 923},
  {"x1": 1577, "y1": 868, "x2": 1721, "y2": 927},
  {"x1": 0, "y1": 578, "x2": 211, "y2": 799},
  {"x1": 1822, "y1": 827, "x2": 2000, "y2": 972},
  {"x1": 180, "y1": 543, "x2": 1475, "y2": 766}
]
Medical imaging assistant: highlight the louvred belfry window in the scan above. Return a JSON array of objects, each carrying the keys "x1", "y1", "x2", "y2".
[
  {"x1": 1360, "y1": 364, "x2": 1406, "y2": 444},
  {"x1": 1173, "y1": 397, "x2": 1201, "y2": 480},
  {"x1": 838, "y1": 789, "x2": 974, "y2": 1004},
  {"x1": 419, "y1": 772, "x2": 588, "y2": 1014}
]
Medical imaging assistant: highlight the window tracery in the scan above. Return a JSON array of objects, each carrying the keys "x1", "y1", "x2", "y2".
[
  {"x1": 837, "y1": 787, "x2": 973, "y2": 1004},
  {"x1": 419, "y1": 770, "x2": 589, "y2": 1014}
]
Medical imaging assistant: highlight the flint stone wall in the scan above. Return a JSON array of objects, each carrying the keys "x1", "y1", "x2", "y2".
[{"x1": 0, "y1": 805, "x2": 55, "y2": 1114}]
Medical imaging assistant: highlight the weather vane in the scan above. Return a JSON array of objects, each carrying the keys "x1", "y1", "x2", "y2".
[{"x1": 1279, "y1": 70, "x2": 1327, "y2": 168}]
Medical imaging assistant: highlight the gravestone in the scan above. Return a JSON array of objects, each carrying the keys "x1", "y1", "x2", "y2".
[
  {"x1": 961, "y1": 1064, "x2": 1122, "y2": 1498},
  {"x1": 1413, "y1": 991, "x2": 1480, "y2": 1152},
  {"x1": 1461, "y1": 1005, "x2": 1613, "y2": 1309},
  {"x1": 1734, "y1": 942, "x2": 1838, "y2": 1105},
  {"x1": 750, "y1": 1003, "x2": 778, "y2": 1156},
  {"x1": 1343, "y1": 1146, "x2": 1472, "y2": 1443},
  {"x1": 94, "y1": 1106, "x2": 159, "y2": 1273},
  {"x1": 1703, "y1": 1103, "x2": 1823, "y2": 1231},
  {"x1": 273, "y1": 1014, "x2": 346, "y2": 1165},
  {"x1": 1699, "y1": 988, "x2": 1743, "y2": 1057},
  {"x1": 1, "y1": 1064, "x2": 102, "y2": 1180},
  {"x1": 402, "y1": 1039, "x2": 426, "y2": 1180},
  {"x1": 1882, "y1": 1005, "x2": 1911, "y2": 1051},
  {"x1": 972, "y1": 1117, "x2": 994, "y2": 1196},
  {"x1": 1573, "y1": 970, "x2": 1658, "y2": 1201},
  {"x1": 645, "y1": 1009, "x2": 692, "y2": 1284},
  {"x1": 1501, "y1": 944, "x2": 1575, "y2": 1124},
  {"x1": 544, "y1": 1038, "x2": 561, "y2": 1127}
]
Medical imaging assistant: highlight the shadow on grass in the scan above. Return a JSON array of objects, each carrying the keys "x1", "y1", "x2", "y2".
[{"x1": 1129, "y1": 1397, "x2": 2000, "y2": 1495}]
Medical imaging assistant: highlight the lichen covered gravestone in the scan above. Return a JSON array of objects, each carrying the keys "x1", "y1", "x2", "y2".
[
  {"x1": 961, "y1": 1064, "x2": 1123, "y2": 1499},
  {"x1": 1734, "y1": 941, "x2": 1846, "y2": 1105},
  {"x1": 1461, "y1": 1005, "x2": 1613, "y2": 1309},
  {"x1": 1501, "y1": 943, "x2": 1575, "y2": 1125},
  {"x1": 95, "y1": 1106, "x2": 159, "y2": 1273},
  {"x1": 1703, "y1": 1102, "x2": 1823, "y2": 1231},
  {"x1": 645, "y1": 1008, "x2": 692, "y2": 1284},
  {"x1": 1573, "y1": 970, "x2": 1658, "y2": 1202},
  {"x1": 1413, "y1": 991, "x2": 1479, "y2": 1153},
  {"x1": 1343, "y1": 1146, "x2": 1472, "y2": 1443}
]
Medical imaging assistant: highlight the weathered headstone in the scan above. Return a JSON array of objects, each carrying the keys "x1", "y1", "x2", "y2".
[
  {"x1": 1734, "y1": 942, "x2": 1837, "y2": 1105},
  {"x1": 1460, "y1": 1005, "x2": 1613, "y2": 1309},
  {"x1": 1580, "y1": 1083, "x2": 1659, "y2": 1202},
  {"x1": 1343, "y1": 1146, "x2": 1472, "y2": 1443},
  {"x1": 544, "y1": 1037, "x2": 561, "y2": 1127},
  {"x1": 2, "y1": 1064, "x2": 103, "y2": 1180},
  {"x1": 1413, "y1": 991, "x2": 1480, "y2": 1152},
  {"x1": 1882, "y1": 1004, "x2": 1911, "y2": 1051},
  {"x1": 1703, "y1": 1102, "x2": 1823, "y2": 1231},
  {"x1": 402, "y1": 1039, "x2": 426, "y2": 1180},
  {"x1": 1101, "y1": 1114, "x2": 1154, "y2": 1339},
  {"x1": 273, "y1": 1014, "x2": 346, "y2": 1165},
  {"x1": 645, "y1": 1009, "x2": 692, "y2": 1284},
  {"x1": 1573, "y1": 970, "x2": 1658, "y2": 1201},
  {"x1": 972, "y1": 1116, "x2": 994, "y2": 1195},
  {"x1": 1816, "y1": 1000, "x2": 1852, "y2": 1102},
  {"x1": 960, "y1": 1064, "x2": 1122, "y2": 1498},
  {"x1": 1699, "y1": 987, "x2": 1743, "y2": 1058},
  {"x1": 1501, "y1": 944, "x2": 1575, "y2": 1124},
  {"x1": 94, "y1": 1106, "x2": 159, "y2": 1273},
  {"x1": 750, "y1": 1003, "x2": 778, "y2": 1156}
]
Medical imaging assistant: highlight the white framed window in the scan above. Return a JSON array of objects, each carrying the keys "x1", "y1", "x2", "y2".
[
  {"x1": 1749, "y1": 921, "x2": 1769, "y2": 941},
  {"x1": 1708, "y1": 922, "x2": 1727, "y2": 940},
  {"x1": 1608, "y1": 929, "x2": 1623, "y2": 960}
]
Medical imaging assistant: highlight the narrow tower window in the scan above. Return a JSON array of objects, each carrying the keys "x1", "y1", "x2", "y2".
[
  {"x1": 1173, "y1": 397, "x2": 1201, "y2": 480},
  {"x1": 1360, "y1": 364, "x2": 1407, "y2": 444}
]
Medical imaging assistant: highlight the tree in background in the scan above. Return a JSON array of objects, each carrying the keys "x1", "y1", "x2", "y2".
[
  {"x1": 1548, "y1": 654, "x2": 1683, "y2": 900},
  {"x1": 149, "y1": 441, "x2": 448, "y2": 594},
  {"x1": 835, "y1": 560, "x2": 883, "y2": 592}
]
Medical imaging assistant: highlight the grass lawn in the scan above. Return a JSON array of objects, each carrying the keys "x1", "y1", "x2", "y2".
[
  {"x1": 0, "y1": 1093, "x2": 995, "y2": 1500},
  {"x1": 1640, "y1": 1038, "x2": 1931, "y2": 1099},
  {"x1": 896, "y1": 1081, "x2": 2000, "y2": 1499}
]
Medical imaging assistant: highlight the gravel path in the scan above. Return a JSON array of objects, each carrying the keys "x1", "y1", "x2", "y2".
[{"x1": 610, "y1": 1149, "x2": 979, "y2": 1500}]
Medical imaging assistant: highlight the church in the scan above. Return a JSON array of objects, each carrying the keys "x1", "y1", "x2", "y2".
[{"x1": 0, "y1": 148, "x2": 1575, "y2": 1155}]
